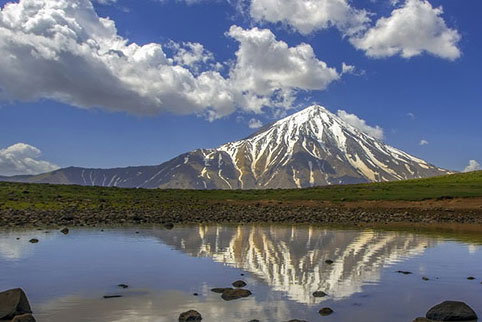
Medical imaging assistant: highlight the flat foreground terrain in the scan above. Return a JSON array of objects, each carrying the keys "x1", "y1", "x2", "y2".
[{"x1": 1, "y1": 171, "x2": 482, "y2": 227}]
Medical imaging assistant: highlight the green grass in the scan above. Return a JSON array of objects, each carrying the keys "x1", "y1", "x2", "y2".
[{"x1": 1, "y1": 171, "x2": 482, "y2": 211}]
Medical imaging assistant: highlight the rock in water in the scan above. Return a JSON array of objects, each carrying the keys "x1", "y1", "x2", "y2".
[
  {"x1": 0, "y1": 288, "x2": 32, "y2": 320},
  {"x1": 426, "y1": 301, "x2": 477, "y2": 321},
  {"x1": 313, "y1": 291, "x2": 327, "y2": 297},
  {"x1": 28, "y1": 239, "x2": 38, "y2": 244},
  {"x1": 60, "y1": 228, "x2": 69, "y2": 234},
  {"x1": 179, "y1": 310, "x2": 202, "y2": 322},
  {"x1": 221, "y1": 289, "x2": 252, "y2": 301},
  {"x1": 319, "y1": 307, "x2": 334, "y2": 316},
  {"x1": 11, "y1": 313, "x2": 36, "y2": 322},
  {"x1": 210, "y1": 288, "x2": 231, "y2": 294},
  {"x1": 232, "y1": 280, "x2": 247, "y2": 288}
]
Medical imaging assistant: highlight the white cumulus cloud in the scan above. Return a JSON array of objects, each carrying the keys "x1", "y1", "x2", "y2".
[
  {"x1": 464, "y1": 160, "x2": 481, "y2": 173},
  {"x1": 249, "y1": 0, "x2": 370, "y2": 36},
  {"x1": 0, "y1": 0, "x2": 341, "y2": 121},
  {"x1": 248, "y1": 118, "x2": 263, "y2": 129},
  {"x1": 350, "y1": 0, "x2": 461, "y2": 60},
  {"x1": 227, "y1": 25, "x2": 340, "y2": 114},
  {"x1": 0, "y1": 143, "x2": 59, "y2": 176},
  {"x1": 419, "y1": 139, "x2": 429, "y2": 146},
  {"x1": 337, "y1": 110, "x2": 384, "y2": 140}
]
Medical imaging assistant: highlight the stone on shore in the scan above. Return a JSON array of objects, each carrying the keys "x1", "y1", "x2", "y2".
[
  {"x1": 179, "y1": 310, "x2": 202, "y2": 322},
  {"x1": 425, "y1": 301, "x2": 477, "y2": 321},
  {"x1": 60, "y1": 228, "x2": 69, "y2": 234},
  {"x1": 0, "y1": 288, "x2": 32, "y2": 320},
  {"x1": 28, "y1": 239, "x2": 38, "y2": 244}
]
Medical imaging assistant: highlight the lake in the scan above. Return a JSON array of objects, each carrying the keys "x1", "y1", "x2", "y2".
[{"x1": 1, "y1": 224, "x2": 481, "y2": 321}]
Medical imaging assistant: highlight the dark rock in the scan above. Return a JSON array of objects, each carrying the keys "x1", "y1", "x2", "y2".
[
  {"x1": 193, "y1": 293, "x2": 198, "y2": 296},
  {"x1": 11, "y1": 313, "x2": 36, "y2": 322},
  {"x1": 211, "y1": 288, "x2": 231, "y2": 294},
  {"x1": 179, "y1": 310, "x2": 202, "y2": 322},
  {"x1": 221, "y1": 289, "x2": 252, "y2": 301},
  {"x1": 397, "y1": 270, "x2": 412, "y2": 275},
  {"x1": 412, "y1": 318, "x2": 432, "y2": 322},
  {"x1": 0, "y1": 288, "x2": 32, "y2": 320},
  {"x1": 103, "y1": 295, "x2": 122, "y2": 299},
  {"x1": 325, "y1": 260, "x2": 334, "y2": 265},
  {"x1": 164, "y1": 223, "x2": 174, "y2": 230},
  {"x1": 313, "y1": 291, "x2": 327, "y2": 297},
  {"x1": 319, "y1": 307, "x2": 334, "y2": 316},
  {"x1": 422, "y1": 277, "x2": 430, "y2": 281},
  {"x1": 60, "y1": 228, "x2": 69, "y2": 234},
  {"x1": 467, "y1": 276, "x2": 475, "y2": 280},
  {"x1": 232, "y1": 280, "x2": 247, "y2": 288},
  {"x1": 28, "y1": 239, "x2": 38, "y2": 244},
  {"x1": 117, "y1": 284, "x2": 128, "y2": 289},
  {"x1": 286, "y1": 320, "x2": 308, "y2": 322},
  {"x1": 248, "y1": 320, "x2": 260, "y2": 322},
  {"x1": 426, "y1": 301, "x2": 477, "y2": 321}
]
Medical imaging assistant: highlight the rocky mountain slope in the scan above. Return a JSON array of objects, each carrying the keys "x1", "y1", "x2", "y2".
[{"x1": 0, "y1": 105, "x2": 450, "y2": 189}]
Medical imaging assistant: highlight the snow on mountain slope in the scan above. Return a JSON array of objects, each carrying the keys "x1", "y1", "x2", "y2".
[{"x1": 2, "y1": 105, "x2": 450, "y2": 189}]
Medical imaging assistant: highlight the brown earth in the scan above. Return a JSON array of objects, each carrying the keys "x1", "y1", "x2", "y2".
[{"x1": 1, "y1": 197, "x2": 482, "y2": 228}]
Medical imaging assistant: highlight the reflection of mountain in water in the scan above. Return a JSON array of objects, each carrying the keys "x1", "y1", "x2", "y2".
[{"x1": 154, "y1": 225, "x2": 435, "y2": 304}]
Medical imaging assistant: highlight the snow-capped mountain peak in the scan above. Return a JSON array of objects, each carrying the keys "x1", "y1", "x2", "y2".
[{"x1": 5, "y1": 105, "x2": 450, "y2": 189}]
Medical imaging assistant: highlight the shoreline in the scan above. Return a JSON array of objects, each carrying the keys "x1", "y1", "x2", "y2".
[{"x1": 1, "y1": 197, "x2": 482, "y2": 228}]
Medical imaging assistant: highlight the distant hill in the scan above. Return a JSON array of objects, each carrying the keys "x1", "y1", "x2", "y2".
[{"x1": 0, "y1": 105, "x2": 451, "y2": 189}]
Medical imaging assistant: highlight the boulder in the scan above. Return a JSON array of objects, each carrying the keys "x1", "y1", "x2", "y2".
[
  {"x1": 11, "y1": 313, "x2": 36, "y2": 322},
  {"x1": 412, "y1": 318, "x2": 432, "y2": 322},
  {"x1": 179, "y1": 310, "x2": 202, "y2": 322},
  {"x1": 0, "y1": 288, "x2": 32, "y2": 320},
  {"x1": 164, "y1": 223, "x2": 175, "y2": 230},
  {"x1": 28, "y1": 239, "x2": 38, "y2": 244},
  {"x1": 60, "y1": 228, "x2": 69, "y2": 235},
  {"x1": 221, "y1": 289, "x2": 252, "y2": 301},
  {"x1": 426, "y1": 301, "x2": 477, "y2": 321}
]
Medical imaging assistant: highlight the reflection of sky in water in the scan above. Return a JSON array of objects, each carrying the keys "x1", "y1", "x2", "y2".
[{"x1": 0, "y1": 226, "x2": 481, "y2": 322}]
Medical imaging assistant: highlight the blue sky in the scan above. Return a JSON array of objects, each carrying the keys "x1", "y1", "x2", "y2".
[{"x1": 0, "y1": 0, "x2": 480, "y2": 175}]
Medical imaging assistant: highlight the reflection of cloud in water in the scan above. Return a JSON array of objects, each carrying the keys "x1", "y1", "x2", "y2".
[
  {"x1": 35, "y1": 289, "x2": 291, "y2": 322},
  {"x1": 0, "y1": 230, "x2": 56, "y2": 260},
  {"x1": 152, "y1": 225, "x2": 435, "y2": 304}
]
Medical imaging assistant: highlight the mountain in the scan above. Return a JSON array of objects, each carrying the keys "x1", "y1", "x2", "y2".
[{"x1": 0, "y1": 105, "x2": 450, "y2": 189}]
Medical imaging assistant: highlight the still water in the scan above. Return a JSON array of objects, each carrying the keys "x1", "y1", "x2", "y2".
[{"x1": 1, "y1": 225, "x2": 481, "y2": 322}]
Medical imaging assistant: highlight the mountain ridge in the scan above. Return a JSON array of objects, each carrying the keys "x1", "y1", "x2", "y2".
[{"x1": 0, "y1": 105, "x2": 451, "y2": 189}]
